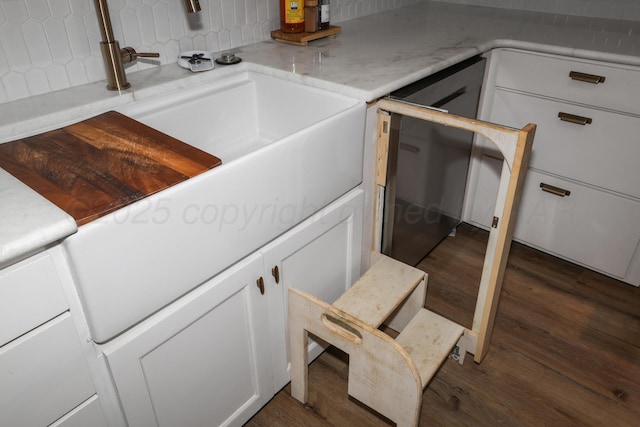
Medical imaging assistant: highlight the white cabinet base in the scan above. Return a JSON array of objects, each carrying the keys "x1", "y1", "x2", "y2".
[
  {"x1": 470, "y1": 154, "x2": 640, "y2": 281},
  {"x1": 0, "y1": 313, "x2": 96, "y2": 427},
  {"x1": 264, "y1": 189, "x2": 364, "y2": 391},
  {"x1": 104, "y1": 254, "x2": 272, "y2": 427},
  {"x1": 467, "y1": 48, "x2": 640, "y2": 287},
  {"x1": 102, "y1": 189, "x2": 364, "y2": 426}
]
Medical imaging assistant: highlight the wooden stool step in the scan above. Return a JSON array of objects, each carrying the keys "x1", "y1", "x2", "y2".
[
  {"x1": 396, "y1": 308, "x2": 465, "y2": 387},
  {"x1": 333, "y1": 254, "x2": 426, "y2": 328}
]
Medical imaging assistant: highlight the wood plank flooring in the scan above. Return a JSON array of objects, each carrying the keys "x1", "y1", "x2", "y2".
[{"x1": 246, "y1": 223, "x2": 640, "y2": 426}]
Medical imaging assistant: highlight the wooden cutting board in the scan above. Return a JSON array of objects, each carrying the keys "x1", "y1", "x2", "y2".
[{"x1": 0, "y1": 111, "x2": 222, "y2": 226}]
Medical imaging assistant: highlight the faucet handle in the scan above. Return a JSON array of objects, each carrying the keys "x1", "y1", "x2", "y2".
[{"x1": 121, "y1": 47, "x2": 160, "y2": 64}]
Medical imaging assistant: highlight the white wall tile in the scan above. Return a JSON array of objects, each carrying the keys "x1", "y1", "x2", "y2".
[
  {"x1": 2, "y1": 24, "x2": 31, "y2": 72},
  {"x1": 138, "y1": 5, "x2": 156, "y2": 45},
  {"x1": 245, "y1": 0, "x2": 257, "y2": 25},
  {"x1": 152, "y1": 3, "x2": 171, "y2": 42},
  {"x1": 235, "y1": 0, "x2": 247, "y2": 27},
  {"x1": 44, "y1": 18, "x2": 72, "y2": 63},
  {"x1": 69, "y1": 0, "x2": 92, "y2": 15},
  {"x1": 23, "y1": 20, "x2": 53, "y2": 67},
  {"x1": 4, "y1": 1, "x2": 29, "y2": 23},
  {"x1": 64, "y1": 14, "x2": 91, "y2": 58},
  {"x1": 65, "y1": 58, "x2": 88, "y2": 85},
  {"x1": 120, "y1": 7, "x2": 141, "y2": 46},
  {"x1": 25, "y1": 67, "x2": 49, "y2": 95},
  {"x1": 49, "y1": 0, "x2": 71, "y2": 19},
  {"x1": 3, "y1": 71, "x2": 30, "y2": 99},
  {"x1": 443, "y1": 0, "x2": 640, "y2": 21},
  {"x1": 46, "y1": 63, "x2": 70, "y2": 89},
  {"x1": 26, "y1": 0, "x2": 52, "y2": 21},
  {"x1": 0, "y1": 43, "x2": 8, "y2": 76},
  {"x1": 221, "y1": 0, "x2": 235, "y2": 31},
  {"x1": 209, "y1": 0, "x2": 223, "y2": 32}
]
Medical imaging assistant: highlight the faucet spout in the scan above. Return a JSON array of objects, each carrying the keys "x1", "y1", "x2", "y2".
[
  {"x1": 94, "y1": 0, "x2": 160, "y2": 91},
  {"x1": 183, "y1": 0, "x2": 202, "y2": 13}
]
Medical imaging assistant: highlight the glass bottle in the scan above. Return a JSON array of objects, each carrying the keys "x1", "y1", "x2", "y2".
[
  {"x1": 305, "y1": 0, "x2": 319, "y2": 33},
  {"x1": 280, "y1": 0, "x2": 305, "y2": 33},
  {"x1": 319, "y1": 0, "x2": 330, "y2": 30}
]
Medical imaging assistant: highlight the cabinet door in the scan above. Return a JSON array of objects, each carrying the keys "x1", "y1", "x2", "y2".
[
  {"x1": 263, "y1": 189, "x2": 364, "y2": 391},
  {"x1": 104, "y1": 253, "x2": 273, "y2": 427}
]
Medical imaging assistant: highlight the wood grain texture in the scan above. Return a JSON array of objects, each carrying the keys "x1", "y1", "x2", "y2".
[
  {"x1": 247, "y1": 224, "x2": 640, "y2": 426},
  {"x1": 0, "y1": 111, "x2": 221, "y2": 226},
  {"x1": 271, "y1": 26, "x2": 341, "y2": 46}
]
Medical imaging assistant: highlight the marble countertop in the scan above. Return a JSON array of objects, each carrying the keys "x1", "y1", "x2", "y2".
[
  {"x1": 2, "y1": 0, "x2": 640, "y2": 268},
  {"x1": 237, "y1": 1, "x2": 640, "y2": 102},
  {"x1": 0, "y1": 169, "x2": 77, "y2": 268}
]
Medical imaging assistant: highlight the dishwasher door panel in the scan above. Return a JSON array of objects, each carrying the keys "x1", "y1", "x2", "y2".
[{"x1": 382, "y1": 56, "x2": 486, "y2": 266}]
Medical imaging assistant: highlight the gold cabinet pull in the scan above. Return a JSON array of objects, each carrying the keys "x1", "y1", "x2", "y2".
[
  {"x1": 540, "y1": 183, "x2": 571, "y2": 197},
  {"x1": 272, "y1": 265, "x2": 280, "y2": 284},
  {"x1": 558, "y1": 112, "x2": 592, "y2": 125},
  {"x1": 569, "y1": 71, "x2": 605, "y2": 84},
  {"x1": 256, "y1": 276, "x2": 265, "y2": 295}
]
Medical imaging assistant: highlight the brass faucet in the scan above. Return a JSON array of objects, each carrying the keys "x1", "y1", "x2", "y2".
[
  {"x1": 183, "y1": 0, "x2": 202, "y2": 13},
  {"x1": 94, "y1": 0, "x2": 201, "y2": 91}
]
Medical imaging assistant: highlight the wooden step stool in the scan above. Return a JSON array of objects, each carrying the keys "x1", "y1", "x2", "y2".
[
  {"x1": 289, "y1": 98, "x2": 536, "y2": 426},
  {"x1": 289, "y1": 253, "x2": 465, "y2": 427}
]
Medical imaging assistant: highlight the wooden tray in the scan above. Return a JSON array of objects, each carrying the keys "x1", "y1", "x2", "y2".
[{"x1": 271, "y1": 26, "x2": 341, "y2": 46}]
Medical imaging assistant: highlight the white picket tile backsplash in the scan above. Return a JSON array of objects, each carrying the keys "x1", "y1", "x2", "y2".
[
  {"x1": 442, "y1": 0, "x2": 640, "y2": 20},
  {"x1": 0, "y1": 0, "x2": 638, "y2": 104}
]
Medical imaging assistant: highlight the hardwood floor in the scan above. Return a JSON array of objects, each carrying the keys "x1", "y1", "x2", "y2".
[{"x1": 246, "y1": 223, "x2": 640, "y2": 426}]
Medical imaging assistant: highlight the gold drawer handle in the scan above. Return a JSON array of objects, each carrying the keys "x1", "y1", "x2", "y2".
[
  {"x1": 558, "y1": 112, "x2": 592, "y2": 125},
  {"x1": 569, "y1": 71, "x2": 606, "y2": 84},
  {"x1": 540, "y1": 183, "x2": 571, "y2": 197}
]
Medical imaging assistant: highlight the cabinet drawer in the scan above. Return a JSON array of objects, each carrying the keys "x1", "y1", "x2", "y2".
[
  {"x1": 50, "y1": 396, "x2": 107, "y2": 427},
  {"x1": 0, "y1": 313, "x2": 95, "y2": 427},
  {"x1": 491, "y1": 89, "x2": 640, "y2": 198},
  {"x1": 470, "y1": 157, "x2": 640, "y2": 278},
  {"x1": 514, "y1": 170, "x2": 640, "y2": 278},
  {"x1": 495, "y1": 50, "x2": 640, "y2": 115},
  {"x1": 0, "y1": 251, "x2": 69, "y2": 346}
]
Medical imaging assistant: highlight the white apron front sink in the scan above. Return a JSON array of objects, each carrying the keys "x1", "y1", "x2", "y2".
[
  {"x1": 121, "y1": 71, "x2": 357, "y2": 163},
  {"x1": 63, "y1": 71, "x2": 365, "y2": 343}
]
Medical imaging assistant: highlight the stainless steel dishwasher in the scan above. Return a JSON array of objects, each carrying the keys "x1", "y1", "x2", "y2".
[{"x1": 381, "y1": 56, "x2": 486, "y2": 266}]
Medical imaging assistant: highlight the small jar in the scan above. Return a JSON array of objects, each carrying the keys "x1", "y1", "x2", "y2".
[
  {"x1": 319, "y1": 0, "x2": 330, "y2": 30},
  {"x1": 305, "y1": 0, "x2": 318, "y2": 33}
]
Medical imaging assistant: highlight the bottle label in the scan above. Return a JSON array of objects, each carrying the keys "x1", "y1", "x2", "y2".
[
  {"x1": 320, "y1": 4, "x2": 330, "y2": 23},
  {"x1": 285, "y1": 1, "x2": 304, "y2": 24}
]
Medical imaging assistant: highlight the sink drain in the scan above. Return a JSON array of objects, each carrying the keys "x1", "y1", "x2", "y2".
[{"x1": 215, "y1": 53, "x2": 242, "y2": 65}]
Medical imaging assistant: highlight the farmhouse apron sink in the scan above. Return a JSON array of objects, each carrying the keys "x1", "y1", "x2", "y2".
[{"x1": 63, "y1": 71, "x2": 366, "y2": 343}]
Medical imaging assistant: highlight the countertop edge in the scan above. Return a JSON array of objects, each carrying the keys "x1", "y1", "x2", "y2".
[{"x1": 0, "y1": 169, "x2": 77, "y2": 269}]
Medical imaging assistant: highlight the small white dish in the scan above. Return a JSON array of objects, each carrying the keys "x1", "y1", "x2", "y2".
[{"x1": 177, "y1": 51, "x2": 214, "y2": 72}]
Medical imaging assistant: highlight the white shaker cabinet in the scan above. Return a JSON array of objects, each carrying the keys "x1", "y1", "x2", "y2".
[
  {"x1": 264, "y1": 188, "x2": 364, "y2": 391},
  {"x1": 467, "y1": 49, "x2": 640, "y2": 286},
  {"x1": 103, "y1": 253, "x2": 273, "y2": 427},
  {"x1": 102, "y1": 189, "x2": 364, "y2": 426},
  {"x1": 0, "y1": 248, "x2": 107, "y2": 427}
]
